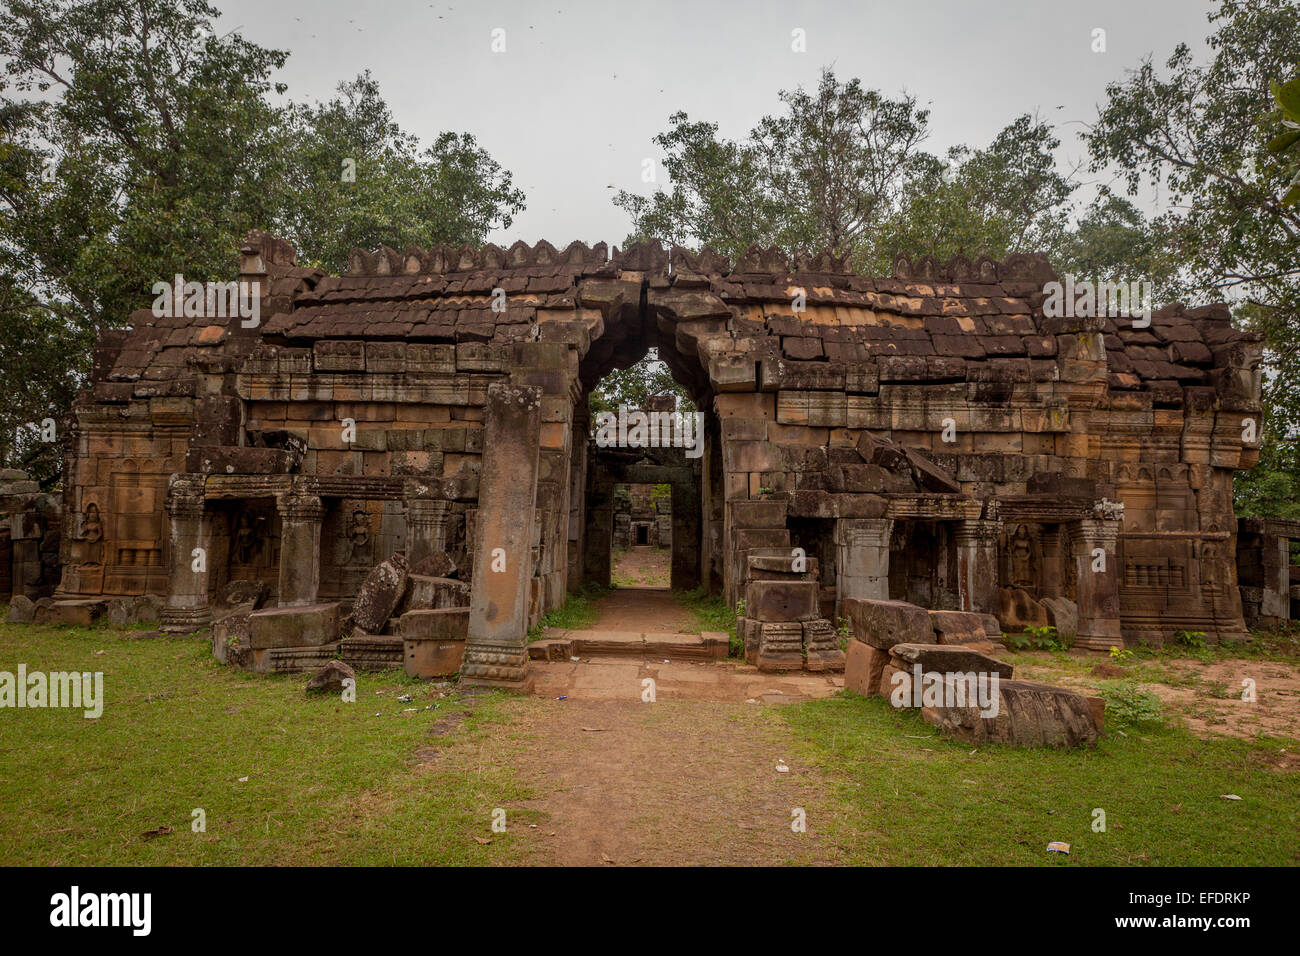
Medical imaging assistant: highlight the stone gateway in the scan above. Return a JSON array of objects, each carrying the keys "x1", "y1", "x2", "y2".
[{"x1": 43, "y1": 230, "x2": 1269, "y2": 687}]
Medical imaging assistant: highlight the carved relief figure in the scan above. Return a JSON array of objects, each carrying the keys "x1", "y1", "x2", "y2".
[
  {"x1": 232, "y1": 512, "x2": 260, "y2": 565},
  {"x1": 347, "y1": 510, "x2": 372, "y2": 566},
  {"x1": 1010, "y1": 524, "x2": 1035, "y2": 589},
  {"x1": 82, "y1": 502, "x2": 103, "y2": 565}
]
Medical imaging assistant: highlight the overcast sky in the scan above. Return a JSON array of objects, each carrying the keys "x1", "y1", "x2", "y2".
[{"x1": 213, "y1": 0, "x2": 1217, "y2": 248}]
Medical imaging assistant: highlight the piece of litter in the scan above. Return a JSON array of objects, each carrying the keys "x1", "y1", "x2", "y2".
[
  {"x1": 474, "y1": 836, "x2": 491, "y2": 845},
  {"x1": 580, "y1": 727, "x2": 607, "y2": 732},
  {"x1": 1046, "y1": 841, "x2": 1070, "y2": 854},
  {"x1": 139, "y1": 825, "x2": 173, "y2": 840},
  {"x1": 397, "y1": 694, "x2": 412, "y2": 703},
  {"x1": 775, "y1": 760, "x2": 790, "y2": 773},
  {"x1": 745, "y1": 698, "x2": 757, "y2": 704},
  {"x1": 1221, "y1": 794, "x2": 1243, "y2": 801},
  {"x1": 555, "y1": 695, "x2": 567, "y2": 701},
  {"x1": 236, "y1": 776, "x2": 249, "y2": 783},
  {"x1": 570, "y1": 656, "x2": 581, "y2": 662},
  {"x1": 601, "y1": 852, "x2": 615, "y2": 863},
  {"x1": 529, "y1": 824, "x2": 538, "y2": 828}
]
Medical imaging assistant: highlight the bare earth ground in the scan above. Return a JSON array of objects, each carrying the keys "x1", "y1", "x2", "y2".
[
  {"x1": 1016, "y1": 655, "x2": 1300, "y2": 750},
  {"x1": 431, "y1": 697, "x2": 843, "y2": 865},
  {"x1": 586, "y1": 581, "x2": 696, "y2": 633},
  {"x1": 611, "y1": 545, "x2": 671, "y2": 589}
]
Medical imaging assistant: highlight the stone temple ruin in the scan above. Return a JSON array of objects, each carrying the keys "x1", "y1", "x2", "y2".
[{"x1": 26, "y1": 228, "x2": 1277, "y2": 701}]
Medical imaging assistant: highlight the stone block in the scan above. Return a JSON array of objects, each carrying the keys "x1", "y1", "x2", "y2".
[
  {"x1": 888, "y1": 642, "x2": 1014, "y2": 679},
  {"x1": 844, "y1": 638, "x2": 888, "y2": 696},
  {"x1": 843, "y1": 597, "x2": 936, "y2": 650},
  {"x1": 920, "y1": 679, "x2": 1100, "y2": 748},
  {"x1": 929, "y1": 609, "x2": 989, "y2": 645},
  {"x1": 744, "y1": 578, "x2": 819, "y2": 622},
  {"x1": 248, "y1": 603, "x2": 341, "y2": 649}
]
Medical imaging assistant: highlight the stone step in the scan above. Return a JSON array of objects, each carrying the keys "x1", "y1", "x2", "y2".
[{"x1": 529, "y1": 629, "x2": 728, "y2": 662}]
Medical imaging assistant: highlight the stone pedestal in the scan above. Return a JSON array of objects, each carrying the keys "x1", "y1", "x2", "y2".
[
  {"x1": 160, "y1": 474, "x2": 212, "y2": 632},
  {"x1": 955, "y1": 519, "x2": 1000, "y2": 614},
  {"x1": 277, "y1": 493, "x2": 323, "y2": 607},
  {"x1": 461, "y1": 384, "x2": 543, "y2": 691},
  {"x1": 835, "y1": 518, "x2": 892, "y2": 619},
  {"x1": 1071, "y1": 515, "x2": 1124, "y2": 650}
]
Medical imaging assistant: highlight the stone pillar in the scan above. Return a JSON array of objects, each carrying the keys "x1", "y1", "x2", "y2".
[
  {"x1": 582, "y1": 469, "x2": 615, "y2": 589},
  {"x1": 669, "y1": 477, "x2": 701, "y2": 591},
  {"x1": 406, "y1": 495, "x2": 451, "y2": 568},
  {"x1": 1039, "y1": 524, "x2": 1064, "y2": 599},
  {"x1": 834, "y1": 518, "x2": 893, "y2": 618},
  {"x1": 160, "y1": 474, "x2": 212, "y2": 633},
  {"x1": 955, "y1": 519, "x2": 1000, "y2": 614},
  {"x1": 1071, "y1": 512, "x2": 1124, "y2": 650},
  {"x1": 461, "y1": 384, "x2": 543, "y2": 691},
  {"x1": 277, "y1": 493, "x2": 324, "y2": 606}
]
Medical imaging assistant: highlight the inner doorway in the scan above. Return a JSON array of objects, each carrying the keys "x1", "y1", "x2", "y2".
[{"x1": 612, "y1": 482, "x2": 672, "y2": 587}]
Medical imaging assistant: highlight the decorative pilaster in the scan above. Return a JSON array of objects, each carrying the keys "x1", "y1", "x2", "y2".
[
  {"x1": 277, "y1": 493, "x2": 324, "y2": 606},
  {"x1": 160, "y1": 474, "x2": 212, "y2": 633},
  {"x1": 955, "y1": 519, "x2": 1000, "y2": 614},
  {"x1": 1039, "y1": 524, "x2": 1064, "y2": 599},
  {"x1": 834, "y1": 518, "x2": 893, "y2": 619},
  {"x1": 406, "y1": 495, "x2": 452, "y2": 568},
  {"x1": 1071, "y1": 500, "x2": 1125, "y2": 650}
]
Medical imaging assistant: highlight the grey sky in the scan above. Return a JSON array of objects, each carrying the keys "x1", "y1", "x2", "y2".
[{"x1": 214, "y1": 0, "x2": 1217, "y2": 249}]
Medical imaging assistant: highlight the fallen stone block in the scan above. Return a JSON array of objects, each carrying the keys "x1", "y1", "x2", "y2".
[
  {"x1": 929, "y1": 609, "x2": 989, "y2": 645},
  {"x1": 844, "y1": 638, "x2": 888, "y2": 696},
  {"x1": 401, "y1": 574, "x2": 470, "y2": 612},
  {"x1": 700, "y1": 631, "x2": 730, "y2": 661},
  {"x1": 340, "y1": 635, "x2": 404, "y2": 669},
  {"x1": 35, "y1": 599, "x2": 107, "y2": 628},
  {"x1": 844, "y1": 597, "x2": 935, "y2": 650},
  {"x1": 306, "y1": 660, "x2": 356, "y2": 693},
  {"x1": 889, "y1": 642, "x2": 1014, "y2": 679},
  {"x1": 398, "y1": 607, "x2": 470, "y2": 641},
  {"x1": 527, "y1": 639, "x2": 573, "y2": 662},
  {"x1": 6, "y1": 595, "x2": 35, "y2": 624},
  {"x1": 351, "y1": 552, "x2": 410, "y2": 632},
  {"x1": 920, "y1": 678, "x2": 1101, "y2": 748},
  {"x1": 248, "y1": 603, "x2": 341, "y2": 649},
  {"x1": 1040, "y1": 596, "x2": 1079, "y2": 640}
]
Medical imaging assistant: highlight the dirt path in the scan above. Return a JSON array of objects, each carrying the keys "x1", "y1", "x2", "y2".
[
  {"x1": 501, "y1": 697, "x2": 841, "y2": 865},
  {"x1": 611, "y1": 545, "x2": 671, "y2": 589},
  {"x1": 588, "y1": 584, "x2": 696, "y2": 634}
]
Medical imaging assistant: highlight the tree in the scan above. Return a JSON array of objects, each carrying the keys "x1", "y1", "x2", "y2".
[
  {"x1": 614, "y1": 68, "x2": 932, "y2": 266},
  {"x1": 274, "y1": 71, "x2": 525, "y2": 274},
  {"x1": 589, "y1": 350, "x2": 694, "y2": 418},
  {"x1": 1083, "y1": 0, "x2": 1300, "y2": 515},
  {"x1": 0, "y1": 0, "x2": 526, "y2": 480},
  {"x1": 615, "y1": 68, "x2": 1085, "y2": 276}
]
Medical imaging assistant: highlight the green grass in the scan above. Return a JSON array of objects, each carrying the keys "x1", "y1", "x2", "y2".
[
  {"x1": 676, "y1": 588, "x2": 741, "y2": 656},
  {"x1": 525, "y1": 584, "x2": 607, "y2": 641},
  {"x1": 780, "y1": 692, "x2": 1300, "y2": 865},
  {"x1": 0, "y1": 617, "x2": 532, "y2": 865}
]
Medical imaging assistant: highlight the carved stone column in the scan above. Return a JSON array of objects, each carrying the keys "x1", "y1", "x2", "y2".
[
  {"x1": 277, "y1": 493, "x2": 324, "y2": 606},
  {"x1": 462, "y1": 384, "x2": 543, "y2": 691},
  {"x1": 406, "y1": 495, "x2": 452, "y2": 568},
  {"x1": 835, "y1": 518, "x2": 893, "y2": 618},
  {"x1": 160, "y1": 474, "x2": 212, "y2": 633},
  {"x1": 955, "y1": 519, "x2": 1000, "y2": 614},
  {"x1": 1071, "y1": 503, "x2": 1124, "y2": 650}
]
